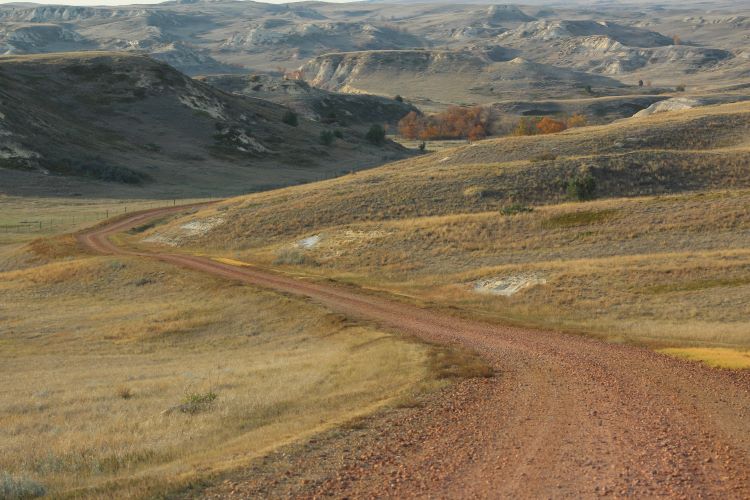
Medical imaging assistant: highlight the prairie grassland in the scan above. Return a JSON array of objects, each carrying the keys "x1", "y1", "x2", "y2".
[
  {"x1": 138, "y1": 104, "x2": 750, "y2": 352},
  {"x1": 0, "y1": 247, "x2": 439, "y2": 497},
  {"x1": 147, "y1": 102, "x2": 750, "y2": 253},
  {"x1": 0, "y1": 196, "x2": 211, "y2": 247},
  {"x1": 182, "y1": 190, "x2": 749, "y2": 348}
]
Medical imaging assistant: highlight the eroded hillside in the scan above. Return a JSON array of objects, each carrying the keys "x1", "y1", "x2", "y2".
[{"x1": 0, "y1": 52, "x2": 409, "y2": 197}]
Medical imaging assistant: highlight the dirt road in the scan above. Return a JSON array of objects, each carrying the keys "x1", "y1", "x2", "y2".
[{"x1": 79, "y1": 206, "x2": 750, "y2": 498}]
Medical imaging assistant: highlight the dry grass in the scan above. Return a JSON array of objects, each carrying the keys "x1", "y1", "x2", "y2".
[
  {"x1": 135, "y1": 104, "x2": 750, "y2": 352},
  {"x1": 0, "y1": 195, "x2": 211, "y2": 247},
  {"x1": 146, "y1": 102, "x2": 750, "y2": 253},
  {"x1": 659, "y1": 348, "x2": 750, "y2": 370},
  {"x1": 0, "y1": 249, "x2": 444, "y2": 497}
]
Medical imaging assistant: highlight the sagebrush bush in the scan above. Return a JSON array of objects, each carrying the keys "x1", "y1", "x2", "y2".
[
  {"x1": 116, "y1": 386, "x2": 133, "y2": 399},
  {"x1": 566, "y1": 173, "x2": 597, "y2": 201},
  {"x1": 319, "y1": 130, "x2": 334, "y2": 146},
  {"x1": 366, "y1": 124, "x2": 387, "y2": 145},
  {"x1": 180, "y1": 391, "x2": 217, "y2": 414},
  {"x1": 1, "y1": 472, "x2": 46, "y2": 499},
  {"x1": 274, "y1": 248, "x2": 318, "y2": 266},
  {"x1": 282, "y1": 110, "x2": 298, "y2": 127}
]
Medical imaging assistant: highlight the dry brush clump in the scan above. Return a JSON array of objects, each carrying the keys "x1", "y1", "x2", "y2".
[{"x1": 513, "y1": 113, "x2": 588, "y2": 136}]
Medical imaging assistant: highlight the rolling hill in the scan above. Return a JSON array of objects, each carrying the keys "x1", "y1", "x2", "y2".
[
  {"x1": 198, "y1": 73, "x2": 417, "y2": 130},
  {"x1": 0, "y1": 52, "x2": 410, "y2": 198},
  {"x1": 138, "y1": 101, "x2": 750, "y2": 346}
]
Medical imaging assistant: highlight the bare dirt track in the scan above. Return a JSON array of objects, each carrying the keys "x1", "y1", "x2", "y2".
[{"x1": 79, "y1": 206, "x2": 750, "y2": 498}]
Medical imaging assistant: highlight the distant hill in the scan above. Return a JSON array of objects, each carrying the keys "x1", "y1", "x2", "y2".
[
  {"x1": 151, "y1": 101, "x2": 750, "y2": 248},
  {"x1": 198, "y1": 74, "x2": 418, "y2": 130},
  {"x1": 0, "y1": 52, "x2": 410, "y2": 198},
  {"x1": 0, "y1": 0, "x2": 745, "y2": 93},
  {"x1": 302, "y1": 50, "x2": 627, "y2": 105}
]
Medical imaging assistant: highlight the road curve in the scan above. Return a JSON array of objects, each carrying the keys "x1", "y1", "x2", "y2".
[{"x1": 79, "y1": 206, "x2": 750, "y2": 498}]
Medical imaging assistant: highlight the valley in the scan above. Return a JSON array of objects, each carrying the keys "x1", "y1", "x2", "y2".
[{"x1": 1, "y1": 0, "x2": 749, "y2": 498}]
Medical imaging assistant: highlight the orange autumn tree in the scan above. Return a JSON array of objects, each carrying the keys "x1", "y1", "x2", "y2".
[
  {"x1": 536, "y1": 117, "x2": 567, "y2": 135},
  {"x1": 398, "y1": 106, "x2": 490, "y2": 141},
  {"x1": 513, "y1": 114, "x2": 588, "y2": 136}
]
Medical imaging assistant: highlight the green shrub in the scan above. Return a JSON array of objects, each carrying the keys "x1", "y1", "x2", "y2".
[
  {"x1": 273, "y1": 248, "x2": 318, "y2": 266},
  {"x1": 530, "y1": 152, "x2": 557, "y2": 162},
  {"x1": 394, "y1": 95, "x2": 404, "y2": 102},
  {"x1": 366, "y1": 124, "x2": 386, "y2": 146},
  {"x1": 566, "y1": 173, "x2": 597, "y2": 201},
  {"x1": 319, "y1": 130, "x2": 334, "y2": 146},
  {"x1": 501, "y1": 204, "x2": 533, "y2": 215},
  {"x1": 180, "y1": 391, "x2": 217, "y2": 414},
  {"x1": 282, "y1": 110, "x2": 298, "y2": 127},
  {"x1": 333, "y1": 129, "x2": 344, "y2": 139}
]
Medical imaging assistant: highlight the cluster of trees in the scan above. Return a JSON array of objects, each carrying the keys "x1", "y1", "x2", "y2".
[
  {"x1": 398, "y1": 106, "x2": 490, "y2": 141},
  {"x1": 513, "y1": 114, "x2": 587, "y2": 136}
]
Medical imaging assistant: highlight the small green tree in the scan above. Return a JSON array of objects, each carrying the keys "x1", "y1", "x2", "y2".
[
  {"x1": 566, "y1": 173, "x2": 597, "y2": 201},
  {"x1": 319, "y1": 130, "x2": 334, "y2": 146},
  {"x1": 418, "y1": 141, "x2": 426, "y2": 152},
  {"x1": 282, "y1": 110, "x2": 298, "y2": 127},
  {"x1": 366, "y1": 124, "x2": 386, "y2": 145},
  {"x1": 333, "y1": 129, "x2": 344, "y2": 139},
  {"x1": 394, "y1": 95, "x2": 404, "y2": 102}
]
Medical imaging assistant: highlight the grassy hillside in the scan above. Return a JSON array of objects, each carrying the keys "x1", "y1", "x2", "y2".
[
  {"x1": 139, "y1": 102, "x2": 750, "y2": 348},
  {"x1": 0, "y1": 52, "x2": 410, "y2": 198},
  {"x1": 0, "y1": 227, "x2": 468, "y2": 497}
]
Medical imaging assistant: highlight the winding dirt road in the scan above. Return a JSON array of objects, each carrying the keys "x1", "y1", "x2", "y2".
[{"x1": 79, "y1": 206, "x2": 750, "y2": 498}]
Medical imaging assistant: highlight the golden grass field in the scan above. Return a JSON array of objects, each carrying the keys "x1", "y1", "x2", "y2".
[
  {"x1": 0, "y1": 213, "x2": 477, "y2": 498},
  {"x1": 139, "y1": 103, "x2": 750, "y2": 355}
]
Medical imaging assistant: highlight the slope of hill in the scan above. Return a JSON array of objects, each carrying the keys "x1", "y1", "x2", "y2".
[
  {"x1": 146, "y1": 101, "x2": 750, "y2": 244},
  {"x1": 138, "y1": 102, "x2": 750, "y2": 346},
  {"x1": 198, "y1": 73, "x2": 417, "y2": 129},
  {"x1": 302, "y1": 50, "x2": 626, "y2": 105},
  {"x1": 0, "y1": 52, "x2": 410, "y2": 198}
]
